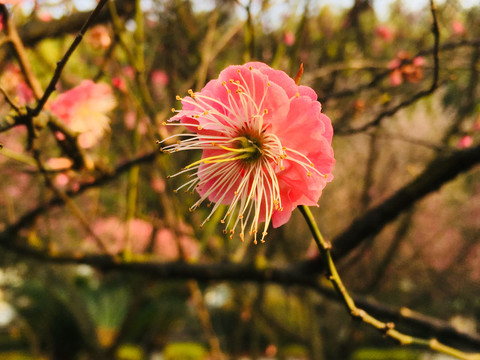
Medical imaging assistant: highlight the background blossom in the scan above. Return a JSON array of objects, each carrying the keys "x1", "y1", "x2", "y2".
[{"x1": 49, "y1": 80, "x2": 116, "y2": 148}]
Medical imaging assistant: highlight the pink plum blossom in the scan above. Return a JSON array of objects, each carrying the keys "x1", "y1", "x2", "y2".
[
  {"x1": 283, "y1": 31, "x2": 295, "y2": 46},
  {"x1": 112, "y1": 76, "x2": 127, "y2": 92},
  {"x1": 85, "y1": 217, "x2": 198, "y2": 259},
  {"x1": 88, "y1": 25, "x2": 111, "y2": 49},
  {"x1": 87, "y1": 217, "x2": 152, "y2": 255},
  {"x1": 473, "y1": 120, "x2": 480, "y2": 132},
  {"x1": 38, "y1": 11, "x2": 53, "y2": 22},
  {"x1": 388, "y1": 52, "x2": 425, "y2": 86},
  {"x1": 54, "y1": 173, "x2": 71, "y2": 187},
  {"x1": 151, "y1": 70, "x2": 169, "y2": 87},
  {"x1": 49, "y1": 80, "x2": 117, "y2": 148},
  {"x1": 0, "y1": 0, "x2": 23, "y2": 4},
  {"x1": 0, "y1": 64, "x2": 34, "y2": 105},
  {"x1": 374, "y1": 25, "x2": 393, "y2": 42},
  {"x1": 123, "y1": 66, "x2": 135, "y2": 80},
  {"x1": 451, "y1": 19, "x2": 465, "y2": 35},
  {"x1": 161, "y1": 62, "x2": 335, "y2": 243},
  {"x1": 457, "y1": 135, "x2": 473, "y2": 149},
  {"x1": 45, "y1": 157, "x2": 73, "y2": 171}
]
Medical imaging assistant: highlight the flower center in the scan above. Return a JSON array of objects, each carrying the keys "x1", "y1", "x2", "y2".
[{"x1": 235, "y1": 134, "x2": 264, "y2": 163}]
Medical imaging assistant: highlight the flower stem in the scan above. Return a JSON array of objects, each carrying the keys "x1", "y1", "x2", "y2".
[{"x1": 299, "y1": 205, "x2": 480, "y2": 360}]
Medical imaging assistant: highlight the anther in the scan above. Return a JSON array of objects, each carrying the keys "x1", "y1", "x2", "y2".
[
  {"x1": 220, "y1": 220, "x2": 225, "y2": 224},
  {"x1": 248, "y1": 66, "x2": 253, "y2": 70},
  {"x1": 173, "y1": 189, "x2": 178, "y2": 193},
  {"x1": 307, "y1": 171, "x2": 312, "y2": 177},
  {"x1": 162, "y1": 121, "x2": 167, "y2": 125},
  {"x1": 263, "y1": 109, "x2": 268, "y2": 114},
  {"x1": 222, "y1": 81, "x2": 226, "y2": 86},
  {"x1": 188, "y1": 89, "x2": 193, "y2": 95},
  {"x1": 237, "y1": 69, "x2": 241, "y2": 73},
  {"x1": 176, "y1": 95, "x2": 181, "y2": 100},
  {"x1": 197, "y1": 126, "x2": 203, "y2": 130},
  {"x1": 222, "y1": 229, "x2": 227, "y2": 234},
  {"x1": 295, "y1": 92, "x2": 300, "y2": 98},
  {"x1": 267, "y1": 82, "x2": 271, "y2": 86},
  {"x1": 238, "y1": 215, "x2": 243, "y2": 219}
]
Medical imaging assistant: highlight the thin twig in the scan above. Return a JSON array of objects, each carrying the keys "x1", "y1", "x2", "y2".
[
  {"x1": 299, "y1": 205, "x2": 480, "y2": 360},
  {"x1": 31, "y1": 149, "x2": 111, "y2": 254},
  {"x1": 3, "y1": 8, "x2": 43, "y2": 100},
  {"x1": 0, "y1": 86, "x2": 21, "y2": 114},
  {"x1": 29, "y1": 0, "x2": 109, "y2": 117},
  {"x1": 339, "y1": 0, "x2": 440, "y2": 135}
]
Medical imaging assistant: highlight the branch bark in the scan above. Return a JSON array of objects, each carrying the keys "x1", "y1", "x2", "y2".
[{"x1": 17, "y1": 0, "x2": 135, "y2": 48}]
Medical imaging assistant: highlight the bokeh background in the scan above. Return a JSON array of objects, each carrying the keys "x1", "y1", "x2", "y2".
[{"x1": 0, "y1": 0, "x2": 480, "y2": 359}]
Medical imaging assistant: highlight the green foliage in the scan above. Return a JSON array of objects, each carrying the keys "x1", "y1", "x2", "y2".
[
  {"x1": 163, "y1": 342, "x2": 207, "y2": 360},
  {"x1": 351, "y1": 347, "x2": 422, "y2": 360},
  {"x1": 116, "y1": 344, "x2": 145, "y2": 360}
]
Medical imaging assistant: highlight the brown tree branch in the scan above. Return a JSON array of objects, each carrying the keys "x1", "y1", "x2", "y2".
[
  {"x1": 0, "y1": 238, "x2": 478, "y2": 351},
  {"x1": 17, "y1": 0, "x2": 135, "y2": 48},
  {"x1": 297, "y1": 143, "x2": 480, "y2": 272},
  {"x1": 338, "y1": 0, "x2": 440, "y2": 135},
  {"x1": 29, "y1": 0, "x2": 110, "y2": 117}
]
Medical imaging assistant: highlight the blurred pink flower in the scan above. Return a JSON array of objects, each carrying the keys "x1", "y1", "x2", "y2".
[
  {"x1": 151, "y1": 70, "x2": 169, "y2": 87},
  {"x1": 88, "y1": 25, "x2": 111, "y2": 49},
  {"x1": 0, "y1": 64, "x2": 34, "y2": 105},
  {"x1": 451, "y1": 19, "x2": 465, "y2": 35},
  {"x1": 162, "y1": 62, "x2": 335, "y2": 243},
  {"x1": 153, "y1": 224, "x2": 199, "y2": 260},
  {"x1": 46, "y1": 157, "x2": 73, "y2": 170},
  {"x1": 457, "y1": 135, "x2": 473, "y2": 149},
  {"x1": 374, "y1": 25, "x2": 393, "y2": 42},
  {"x1": 88, "y1": 217, "x2": 152, "y2": 255},
  {"x1": 388, "y1": 52, "x2": 425, "y2": 86},
  {"x1": 151, "y1": 176, "x2": 166, "y2": 193},
  {"x1": 49, "y1": 80, "x2": 117, "y2": 148},
  {"x1": 85, "y1": 217, "x2": 199, "y2": 259},
  {"x1": 473, "y1": 119, "x2": 480, "y2": 132},
  {"x1": 283, "y1": 31, "x2": 295, "y2": 46},
  {"x1": 0, "y1": 0, "x2": 23, "y2": 4},
  {"x1": 123, "y1": 66, "x2": 135, "y2": 80},
  {"x1": 38, "y1": 11, "x2": 52, "y2": 22},
  {"x1": 124, "y1": 111, "x2": 147, "y2": 134},
  {"x1": 112, "y1": 76, "x2": 127, "y2": 92},
  {"x1": 54, "y1": 173, "x2": 71, "y2": 187}
]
